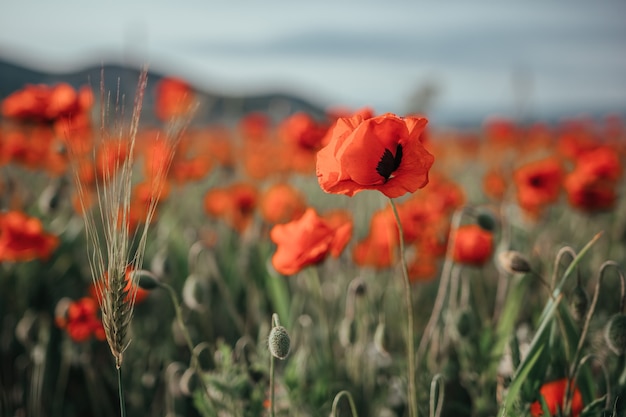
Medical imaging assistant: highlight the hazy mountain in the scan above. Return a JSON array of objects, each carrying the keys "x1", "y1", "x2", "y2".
[{"x1": 0, "y1": 56, "x2": 329, "y2": 126}]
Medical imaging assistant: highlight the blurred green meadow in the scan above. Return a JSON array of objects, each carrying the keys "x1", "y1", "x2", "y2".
[{"x1": 0, "y1": 71, "x2": 625, "y2": 417}]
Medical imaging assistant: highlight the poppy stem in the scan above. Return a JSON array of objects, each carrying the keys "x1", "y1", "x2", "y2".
[
  {"x1": 269, "y1": 344, "x2": 276, "y2": 417},
  {"x1": 157, "y1": 281, "x2": 216, "y2": 410},
  {"x1": 331, "y1": 390, "x2": 359, "y2": 417},
  {"x1": 389, "y1": 198, "x2": 418, "y2": 417}
]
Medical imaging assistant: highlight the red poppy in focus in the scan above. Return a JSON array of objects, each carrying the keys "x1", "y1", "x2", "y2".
[
  {"x1": 155, "y1": 77, "x2": 195, "y2": 121},
  {"x1": 259, "y1": 182, "x2": 307, "y2": 224},
  {"x1": 270, "y1": 207, "x2": 352, "y2": 275},
  {"x1": 0, "y1": 211, "x2": 59, "y2": 262},
  {"x1": 452, "y1": 224, "x2": 493, "y2": 266},
  {"x1": 56, "y1": 297, "x2": 106, "y2": 343},
  {"x1": 513, "y1": 157, "x2": 564, "y2": 217},
  {"x1": 529, "y1": 378, "x2": 583, "y2": 417},
  {"x1": 316, "y1": 113, "x2": 434, "y2": 198}
]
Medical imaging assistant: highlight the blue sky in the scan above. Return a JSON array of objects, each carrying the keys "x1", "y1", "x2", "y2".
[{"x1": 1, "y1": 1, "x2": 625, "y2": 123}]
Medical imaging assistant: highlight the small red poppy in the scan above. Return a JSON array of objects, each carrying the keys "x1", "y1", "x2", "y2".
[{"x1": 529, "y1": 378, "x2": 583, "y2": 417}]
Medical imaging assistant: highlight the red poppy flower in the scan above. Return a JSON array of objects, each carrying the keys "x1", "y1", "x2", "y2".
[
  {"x1": 56, "y1": 297, "x2": 106, "y2": 343},
  {"x1": 321, "y1": 209, "x2": 353, "y2": 258},
  {"x1": 270, "y1": 208, "x2": 352, "y2": 275},
  {"x1": 529, "y1": 378, "x2": 583, "y2": 417},
  {"x1": 483, "y1": 168, "x2": 507, "y2": 201},
  {"x1": 259, "y1": 182, "x2": 307, "y2": 224},
  {"x1": 451, "y1": 224, "x2": 493, "y2": 266},
  {"x1": 514, "y1": 157, "x2": 564, "y2": 217},
  {"x1": 154, "y1": 77, "x2": 195, "y2": 121},
  {"x1": 203, "y1": 182, "x2": 259, "y2": 233},
  {"x1": 564, "y1": 146, "x2": 622, "y2": 212},
  {"x1": 316, "y1": 113, "x2": 434, "y2": 198},
  {"x1": 239, "y1": 112, "x2": 271, "y2": 141},
  {"x1": 0, "y1": 211, "x2": 59, "y2": 262},
  {"x1": 278, "y1": 112, "x2": 329, "y2": 151},
  {"x1": 2, "y1": 83, "x2": 93, "y2": 123},
  {"x1": 353, "y1": 208, "x2": 398, "y2": 269}
]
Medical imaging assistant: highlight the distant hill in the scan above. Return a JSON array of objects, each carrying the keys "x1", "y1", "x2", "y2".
[{"x1": 0, "y1": 57, "x2": 329, "y2": 126}]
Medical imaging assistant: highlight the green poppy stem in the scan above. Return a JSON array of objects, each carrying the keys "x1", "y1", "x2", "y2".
[{"x1": 389, "y1": 198, "x2": 418, "y2": 417}]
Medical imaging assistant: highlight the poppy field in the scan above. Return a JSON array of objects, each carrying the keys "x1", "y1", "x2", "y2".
[{"x1": 1, "y1": 70, "x2": 626, "y2": 417}]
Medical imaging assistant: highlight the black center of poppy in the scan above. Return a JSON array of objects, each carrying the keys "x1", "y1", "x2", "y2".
[
  {"x1": 529, "y1": 175, "x2": 544, "y2": 188},
  {"x1": 376, "y1": 144, "x2": 403, "y2": 182}
]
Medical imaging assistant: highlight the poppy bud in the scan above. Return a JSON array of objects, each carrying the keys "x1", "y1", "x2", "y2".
[
  {"x1": 605, "y1": 313, "x2": 626, "y2": 355},
  {"x1": 268, "y1": 325, "x2": 291, "y2": 360},
  {"x1": 136, "y1": 271, "x2": 160, "y2": 290},
  {"x1": 498, "y1": 251, "x2": 531, "y2": 274},
  {"x1": 476, "y1": 208, "x2": 497, "y2": 232},
  {"x1": 569, "y1": 286, "x2": 589, "y2": 322}
]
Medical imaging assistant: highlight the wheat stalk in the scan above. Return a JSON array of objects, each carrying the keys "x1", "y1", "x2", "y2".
[{"x1": 68, "y1": 66, "x2": 191, "y2": 368}]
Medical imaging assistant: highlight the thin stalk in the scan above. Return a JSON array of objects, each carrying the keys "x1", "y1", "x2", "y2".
[
  {"x1": 429, "y1": 374, "x2": 445, "y2": 417},
  {"x1": 565, "y1": 260, "x2": 625, "y2": 415},
  {"x1": 331, "y1": 390, "x2": 359, "y2": 417},
  {"x1": 270, "y1": 313, "x2": 280, "y2": 417},
  {"x1": 157, "y1": 280, "x2": 216, "y2": 409},
  {"x1": 417, "y1": 207, "x2": 467, "y2": 362},
  {"x1": 389, "y1": 198, "x2": 418, "y2": 417},
  {"x1": 117, "y1": 366, "x2": 126, "y2": 417},
  {"x1": 270, "y1": 354, "x2": 276, "y2": 417}
]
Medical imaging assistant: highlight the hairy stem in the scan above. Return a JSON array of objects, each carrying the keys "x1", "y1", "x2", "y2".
[{"x1": 389, "y1": 198, "x2": 418, "y2": 417}]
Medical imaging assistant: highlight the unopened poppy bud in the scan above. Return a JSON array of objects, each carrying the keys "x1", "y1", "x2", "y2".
[
  {"x1": 605, "y1": 313, "x2": 626, "y2": 355},
  {"x1": 569, "y1": 286, "x2": 589, "y2": 322},
  {"x1": 349, "y1": 277, "x2": 367, "y2": 297},
  {"x1": 476, "y1": 208, "x2": 497, "y2": 232},
  {"x1": 136, "y1": 271, "x2": 160, "y2": 290},
  {"x1": 268, "y1": 326, "x2": 291, "y2": 360},
  {"x1": 498, "y1": 251, "x2": 531, "y2": 274}
]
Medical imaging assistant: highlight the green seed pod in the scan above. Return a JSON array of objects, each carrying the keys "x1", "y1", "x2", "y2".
[
  {"x1": 269, "y1": 325, "x2": 291, "y2": 360},
  {"x1": 498, "y1": 251, "x2": 531, "y2": 274},
  {"x1": 605, "y1": 313, "x2": 626, "y2": 355},
  {"x1": 476, "y1": 208, "x2": 497, "y2": 232},
  {"x1": 569, "y1": 286, "x2": 589, "y2": 322}
]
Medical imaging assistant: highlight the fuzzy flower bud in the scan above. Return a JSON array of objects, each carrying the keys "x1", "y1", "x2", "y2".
[
  {"x1": 498, "y1": 250, "x2": 531, "y2": 274},
  {"x1": 269, "y1": 325, "x2": 291, "y2": 360}
]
